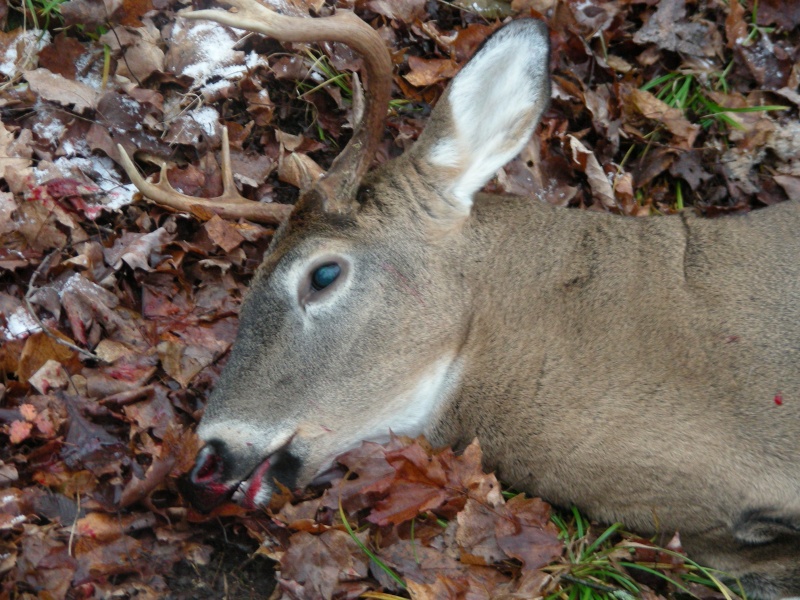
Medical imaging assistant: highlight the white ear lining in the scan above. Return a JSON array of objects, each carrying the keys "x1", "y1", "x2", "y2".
[{"x1": 428, "y1": 20, "x2": 550, "y2": 212}]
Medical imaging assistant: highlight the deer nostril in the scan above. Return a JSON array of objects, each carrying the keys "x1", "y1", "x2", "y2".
[{"x1": 191, "y1": 445, "x2": 223, "y2": 484}]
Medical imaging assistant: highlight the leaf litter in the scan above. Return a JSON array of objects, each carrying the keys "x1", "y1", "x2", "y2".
[{"x1": 0, "y1": 0, "x2": 798, "y2": 597}]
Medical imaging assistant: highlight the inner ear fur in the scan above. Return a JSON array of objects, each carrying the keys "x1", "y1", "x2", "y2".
[{"x1": 406, "y1": 19, "x2": 551, "y2": 221}]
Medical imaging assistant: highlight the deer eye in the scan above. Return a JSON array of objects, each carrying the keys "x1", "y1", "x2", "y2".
[{"x1": 311, "y1": 263, "x2": 341, "y2": 291}]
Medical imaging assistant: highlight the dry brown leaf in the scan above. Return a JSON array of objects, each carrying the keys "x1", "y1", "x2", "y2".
[
  {"x1": 72, "y1": 512, "x2": 157, "y2": 542},
  {"x1": 633, "y1": 0, "x2": 721, "y2": 58},
  {"x1": 278, "y1": 529, "x2": 370, "y2": 600},
  {"x1": 164, "y1": 19, "x2": 244, "y2": 94},
  {"x1": 495, "y1": 495, "x2": 562, "y2": 572},
  {"x1": 568, "y1": 135, "x2": 616, "y2": 209},
  {"x1": 754, "y1": 0, "x2": 800, "y2": 29},
  {"x1": 366, "y1": 0, "x2": 426, "y2": 22},
  {"x1": 725, "y1": 0, "x2": 748, "y2": 49},
  {"x1": 0, "y1": 122, "x2": 32, "y2": 182},
  {"x1": 60, "y1": 0, "x2": 122, "y2": 28},
  {"x1": 456, "y1": 498, "x2": 506, "y2": 565},
  {"x1": 28, "y1": 359, "x2": 76, "y2": 395},
  {"x1": 104, "y1": 227, "x2": 172, "y2": 271},
  {"x1": 205, "y1": 215, "x2": 245, "y2": 253},
  {"x1": 775, "y1": 175, "x2": 800, "y2": 202},
  {"x1": 24, "y1": 68, "x2": 100, "y2": 113},
  {"x1": 18, "y1": 331, "x2": 77, "y2": 384},
  {"x1": 157, "y1": 323, "x2": 233, "y2": 387},
  {"x1": 37, "y1": 33, "x2": 86, "y2": 78},
  {"x1": 118, "y1": 0, "x2": 156, "y2": 27},
  {"x1": 624, "y1": 87, "x2": 699, "y2": 149},
  {"x1": 100, "y1": 22, "x2": 165, "y2": 81},
  {"x1": 404, "y1": 56, "x2": 460, "y2": 87}
]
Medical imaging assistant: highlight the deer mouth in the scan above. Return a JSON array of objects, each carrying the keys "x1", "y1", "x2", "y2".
[
  {"x1": 232, "y1": 455, "x2": 274, "y2": 509},
  {"x1": 185, "y1": 442, "x2": 291, "y2": 512}
]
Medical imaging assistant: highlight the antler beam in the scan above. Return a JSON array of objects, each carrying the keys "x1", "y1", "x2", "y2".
[
  {"x1": 120, "y1": 0, "x2": 393, "y2": 221},
  {"x1": 118, "y1": 129, "x2": 292, "y2": 224}
]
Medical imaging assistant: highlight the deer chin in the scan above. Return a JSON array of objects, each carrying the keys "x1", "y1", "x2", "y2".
[{"x1": 232, "y1": 455, "x2": 274, "y2": 509}]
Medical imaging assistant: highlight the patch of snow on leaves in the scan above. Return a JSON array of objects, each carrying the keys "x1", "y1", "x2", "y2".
[
  {"x1": 4, "y1": 515, "x2": 26, "y2": 527},
  {"x1": 32, "y1": 155, "x2": 137, "y2": 210},
  {"x1": 57, "y1": 272, "x2": 82, "y2": 300},
  {"x1": 2, "y1": 306, "x2": 42, "y2": 340},
  {"x1": 61, "y1": 136, "x2": 92, "y2": 158},
  {"x1": 191, "y1": 106, "x2": 220, "y2": 137},
  {"x1": 0, "y1": 30, "x2": 51, "y2": 78},
  {"x1": 245, "y1": 51, "x2": 269, "y2": 70},
  {"x1": 75, "y1": 51, "x2": 103, "y2": 90},
  {"x1": 175, "y1": 19, "x2": 247, "y2": 92},
  {"x1": 32, "y1": 113, "x2": 66, "y2": 146}
]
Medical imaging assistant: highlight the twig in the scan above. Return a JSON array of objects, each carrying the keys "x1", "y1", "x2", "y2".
[
  {"x1": 68, "y1": 493, "x2": 81, "y2": 558},
  {"x1": 24, "y1": 250, "x2": 105, "y2": 363},
  {"x1": 100, "y1": 385, "x2": 154, "y2": 406}
]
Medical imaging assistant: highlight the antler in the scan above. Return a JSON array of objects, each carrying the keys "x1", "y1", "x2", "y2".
[
  {"x1": 119, "y1": 0, "x2": 393, "y2": 221},
  {"x1": 118, "y1": 129, "x2": 292, "y2": 224}
]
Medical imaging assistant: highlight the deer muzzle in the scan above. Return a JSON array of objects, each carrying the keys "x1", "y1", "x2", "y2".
[{"x1": 183, "y1": 443, "x2": 276, "y2": 511}]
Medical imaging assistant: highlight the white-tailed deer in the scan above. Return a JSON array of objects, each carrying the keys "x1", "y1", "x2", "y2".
[{"x1": 119, "y1": 4, "x2": 800, "y2": 598}]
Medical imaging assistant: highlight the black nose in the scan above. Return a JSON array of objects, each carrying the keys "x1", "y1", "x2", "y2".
[
  {"x1": 180, "y1": 443, "x2": 235, "y2": 512},
  {"x1": 190, "y1": 445, "x2": 224, "y2": 485}
]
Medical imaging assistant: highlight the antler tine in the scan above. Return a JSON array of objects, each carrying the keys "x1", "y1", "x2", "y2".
[
  {"x1": 117, "y1": 128, "x2": 292, "y2": 224},
  {"x1": 185, "y1": 0, "x2": 393, "y2": 214}
]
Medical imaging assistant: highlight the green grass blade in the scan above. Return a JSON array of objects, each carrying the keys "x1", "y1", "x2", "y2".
[
  {"x1": 582, "y1": 522, "x2": 622, "y2": 560},
  {"x1": 640, "y1": 73, "x2": 679, "y2": 92},
  {"x1": 720, "y1": 104, "x2": 790, "y2": 113},
  {"x1": 338, "y1": 499, "x2": 406, "y2": 589}
]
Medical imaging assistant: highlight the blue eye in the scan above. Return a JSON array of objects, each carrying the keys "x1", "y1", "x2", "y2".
[{"x1": 311, "y1": 263, "x2": 341, "y2": 291}]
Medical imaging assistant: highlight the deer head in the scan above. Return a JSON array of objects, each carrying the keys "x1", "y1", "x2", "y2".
[{"x1": 121, "y1": 3, "x2": 550, "y2": 511}]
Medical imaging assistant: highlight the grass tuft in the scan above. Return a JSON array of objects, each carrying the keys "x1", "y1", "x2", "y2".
[{"x1": 545, "y1": 506, "x2": 745, "y2": 600}]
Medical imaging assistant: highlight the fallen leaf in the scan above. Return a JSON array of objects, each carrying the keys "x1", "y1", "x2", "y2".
[
  {"x1": 103, "y1": 227, "x2": 173, "y2": 271},
  {"x1": 404, "y1": 56, "x2": 459, "y2": 87},
  {"x1": 633, "y1": 0, "x2": 721, "y2": 58},
  {"x1": 624, "y1": 87, "x2": 700, "y2": 150},
  {"x1": 24, "y1": 68, "x2": 100, "y2": 113},
  {"x1": 205, "y1": 215, "x2": 245, "y2": 253},
  {"x1": 278, "y1": 529, "x2": 370, "y2": 600},
  {"x1": 568, "y1": 135, "x2": 616, "y2": 209}
]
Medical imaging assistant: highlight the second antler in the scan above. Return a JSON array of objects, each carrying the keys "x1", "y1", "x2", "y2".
[{"x1": 118, "y1": 0, "x2": 393, "y2": 224}]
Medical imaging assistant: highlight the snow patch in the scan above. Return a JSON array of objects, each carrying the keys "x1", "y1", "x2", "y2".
[
  {"x1": 0, "y1": 30, "x2": 51, "y2": 78},
  {"x1": 32, "y1": 115, "x2": 66, "y2": 146},
  {"x1": 31, "y1": 155, "x2": 137, "y2": 211},
  {"x1": 191, "y1": 106, "x2": 220, "y2": 137},
  {"x1": 61, "y1": 136, "x2": 92, "y2": 158},
  {"x1": 58, "y1": 273, "x2": 83, "y2": 300},
  {"x1": 179, "y1": 21, "x2": 244, "y2": 87},
  {"x1": 75, "y1": 51, "x2": 103, "y2": 90},
  {"x1": 2, "y1": 307, "x2": 41, "y2": 340},
  {"x1": 245, "y1": 51, "x2": 269, "y2": 70}
]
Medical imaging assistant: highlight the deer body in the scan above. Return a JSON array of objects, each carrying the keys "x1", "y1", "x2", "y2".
[
  {"x1": 428, "y1": 194, "x2": 800, "y2": 581},
  {"x1": 121, "y1": 10, "x2": 800, "y2": 598}
]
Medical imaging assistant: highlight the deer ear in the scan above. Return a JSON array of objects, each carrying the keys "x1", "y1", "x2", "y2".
[{"x1": 409, "y1": 19, "x2": 550, "y2": 216}]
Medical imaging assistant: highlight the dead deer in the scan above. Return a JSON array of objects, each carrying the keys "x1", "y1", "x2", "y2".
[{"x1": 119, "y1": 3, "x2": 800, "y2": 598}]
